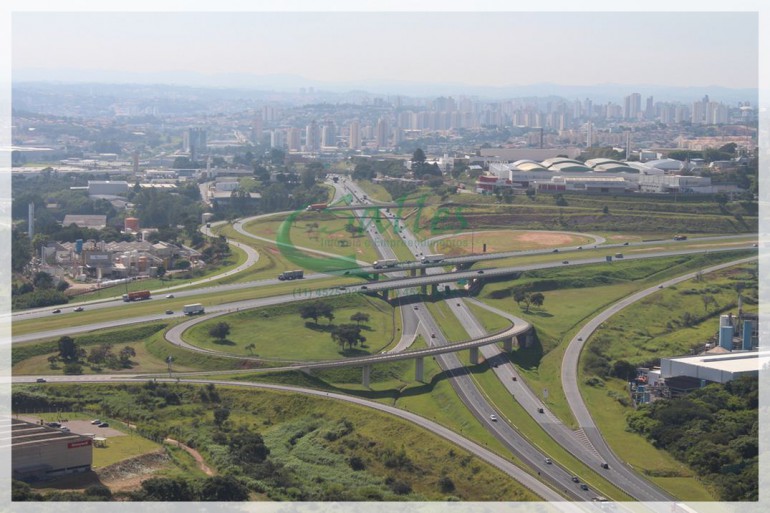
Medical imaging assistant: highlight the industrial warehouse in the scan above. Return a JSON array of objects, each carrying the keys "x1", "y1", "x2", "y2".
[{"x1": 8, "y1": 419, "x2": 94, "y2": 482}]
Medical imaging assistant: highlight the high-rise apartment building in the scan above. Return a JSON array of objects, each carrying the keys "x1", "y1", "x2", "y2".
[
  {"x1": 349, "y1": 120, "x2": 360, "y2": 150},
  {"x1": 183, "y1": 128, "x2": 207, "y2": 159},
  {"x1": 287, "y1": 127, "x2": 301, "y2": 151},
  {"x1": 623, "y1": 93, "x2": 642, "y2": 120},
  {"x1": 305, "y1": 120, "x2": 320, "y2": 151},
  {"x1": 375, "y1": 118, "x2": 389, "y2": 148}
]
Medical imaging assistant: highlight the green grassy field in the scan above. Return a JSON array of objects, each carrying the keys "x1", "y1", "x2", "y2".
[{"x1": 183, "y1": 294, "x2": 396, "y2": 361}]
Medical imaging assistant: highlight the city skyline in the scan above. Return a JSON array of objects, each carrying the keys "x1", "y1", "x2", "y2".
[{"x1": 11, "y1": 10, "x2": 759, "y2": 92}]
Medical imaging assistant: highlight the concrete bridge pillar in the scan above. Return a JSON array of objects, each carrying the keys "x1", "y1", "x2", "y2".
[
  {"x1": 420, "y1": 268, "x2": 427, "y2": 276},
  {"x1": 380, "y1": 289, "x2": 389, "y2": 301},
  {"x1": 362, "y1": 365, "x2": 371, "y2": 388},
  {"x1": 421, "y1": 283, "x2": 427, "y2": 295},
  {"x1": 410, "y1": 268, "x2": 417, "y2": 278},
  {"x1": 503, "y1": 337, "x2": 513, "y2": 352},
  {"x1": 415, "y1": 357, "x2": 424, "y2": 382},
  {"x1": 430, "y1": 283, "x2": 439, "y2": 295},
  {"x1": 469, "y1": 346, "x2": 479, "y2": 365}
]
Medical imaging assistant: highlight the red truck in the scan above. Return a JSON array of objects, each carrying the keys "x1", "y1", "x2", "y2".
[
  {"x1": 306, "y1": 203, "x2": 328, "y2": 212},
  {"x1": 122, "y1": 290, "x2": 151, "y2": 302}
]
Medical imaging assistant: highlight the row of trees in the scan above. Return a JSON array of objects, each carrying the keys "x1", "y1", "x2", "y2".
[{"x1": 53, "y1": 336, "x2": 136, "y2": 373}]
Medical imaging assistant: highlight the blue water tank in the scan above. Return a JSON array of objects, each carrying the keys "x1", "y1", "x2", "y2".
[
  {"x1": 719, "y1": 325, "x2": 734, "y2": 350},
  {"x1": 743, "y1": 320, "x2": 753, "y2": 350},
  {"x1": 75, "y1": 239, "x2": 83, "y2": 254}
]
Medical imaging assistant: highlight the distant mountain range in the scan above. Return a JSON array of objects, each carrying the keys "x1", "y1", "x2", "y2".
[{"x1": 12, "y1": 67, "x2": 758, "y2": 104}]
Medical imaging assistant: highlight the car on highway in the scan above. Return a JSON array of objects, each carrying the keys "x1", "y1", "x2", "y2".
[
  {"x1": 477, "y1": 270, "x2": 484, "y2": 274},
  {"x1": 431, "y1": 333, "x2": 436, "y2": 338},
  {"x1": 52, "y1": 309, "x2": 61, "y2": 314},
  {"x1": 512, "y1": 376, "x2": 517, "y2": 381},
  {"x1": 490, "y1": 414, "x2": 498, "y2": 421},
  {"x1": 577, "y1": 246, "x2": 582, "y2": 250},
  {"x1": 545, "y1": 457, "x2": 552, "y2": 464},
  {"x1": 338, "y1": 286, "x2": 346, "y2": 290},
  {"x1": 552, "y1": 249, "x2": 559, "y2": 253},
  {"x1": 165, "y1": 310, "x2": 174, "y2": 315},
  {"x1": 360, "y1": 286, "x2": 368, "y2": 290},
  {"x1": 601, "y1": 462, "x2": 609, "y2": 469},
  {"x1": 538, "y1": 408, "x2": 545, "y2": 413},
  {"x1": 413, "y1": 306, "x2": 419, "y2": 310},
  {"x1": 98, "y1": 422, "x2": 109, "y2": 428},
  {"x1": 166, "y1": 294, "x2": 175, "y2": 298},
  {"x1": 562, "y1": 260, "x2": 569, "y2": 264},
  {"x1": 572, "y1": 476, "x2": 580, "y2": 483},
  {"x1": 36, "y1": 378, "x2": 47, "y2": 383},
  {"x1": 623, "y1": 242, "x2": 629, "y2": 245},
  {"x1": 74, "y1": 306, "x2": 84, "y2": 312},
  {"x1": 580, "y1": 484, "x2": 589, "y2": 491},
  {"x1": 91, "y1": 419, "x2": 101, "y2": 425}
]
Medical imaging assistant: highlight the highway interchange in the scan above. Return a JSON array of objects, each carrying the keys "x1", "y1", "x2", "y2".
[{"x1": 11, "y1": 177, "x2": 758, "y2": 507}]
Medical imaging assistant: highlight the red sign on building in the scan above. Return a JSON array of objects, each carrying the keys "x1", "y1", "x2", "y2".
[{"x1": 67, "y1": 439, "x2": 93, "y2": 449}]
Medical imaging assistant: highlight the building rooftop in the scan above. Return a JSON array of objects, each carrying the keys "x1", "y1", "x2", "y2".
[{"x1": 664, "y1": 350, "x2": 770, "y2": 375}]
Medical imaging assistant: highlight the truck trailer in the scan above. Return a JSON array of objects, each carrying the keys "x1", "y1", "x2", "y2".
[
  {"x1": 183, "y1": 303, "x2": 205, "y2": 315},
  {"x1": 278, "y1": 270, "x2": 304, "y2": 280},
  {"x1": 122, "y1": 290, "x2": 151, "y2": 302},
  {"x1": 306, "y1": 203, "x2": 328, "y2": 212},
  {"x1": 420, "y1": 254, "x2": 445, "y2": 264},
  {"x1": 372, "y1": 259, "x2": 398, "y2": 269}
]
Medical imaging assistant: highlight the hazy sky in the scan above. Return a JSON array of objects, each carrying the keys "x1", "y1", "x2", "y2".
[{"x1": 11, "y1": 10, "x2": 759, "y2": 89}]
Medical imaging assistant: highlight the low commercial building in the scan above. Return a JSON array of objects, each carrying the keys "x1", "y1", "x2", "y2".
[
  {"x1": 10, "y1": 419, "x2": 93, "y2": 482},
  {"x1": 659, "y1": 350, "x2": 769, "y2": 385}
]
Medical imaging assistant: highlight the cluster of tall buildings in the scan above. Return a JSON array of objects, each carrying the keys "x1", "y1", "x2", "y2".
[{"x1": 180, "y1": 91, "x2": 753, "y2": 156}]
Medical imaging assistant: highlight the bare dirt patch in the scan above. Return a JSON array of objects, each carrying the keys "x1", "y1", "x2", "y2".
[
  {"x1": 434, "y1": 230, "x2": 593, "y2": 255},
  {"x1": 97, "y1": 450, "x2": 171, "y2": 493}
]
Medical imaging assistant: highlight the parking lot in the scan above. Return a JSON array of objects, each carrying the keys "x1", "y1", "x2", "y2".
[{"x1": 20, "y1": 416, "x2": 126, "y2": 438}]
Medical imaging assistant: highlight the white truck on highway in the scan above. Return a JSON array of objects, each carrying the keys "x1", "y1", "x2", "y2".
[
  {"x1": 372, "y1": 259, "x2": 398, "y2": 269},
  {"x1": 183, "y1": 303, "x2": 205, "y2": 315},
  {"x1": 420, "y1": 254, "x2": 445, "y2": 264}
]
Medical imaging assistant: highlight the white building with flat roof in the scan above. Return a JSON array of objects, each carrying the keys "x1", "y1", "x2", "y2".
[{"x1": 660, "y1": 351, "x2": 769, "y2": 384}]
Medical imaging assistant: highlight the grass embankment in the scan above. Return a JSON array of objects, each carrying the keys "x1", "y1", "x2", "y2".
[
  {"x1": 14, "y1": 383, "x2": 539, "y2": 501},
  {"x1": 183, "y1": 294, "x2": 396, "y2": 361},
  {"x1": 419, "y1": 193, "x2": 757, "y2": 238},
  {"x1": 355, "y1": 180, "x2": 392, "y2": 202}
]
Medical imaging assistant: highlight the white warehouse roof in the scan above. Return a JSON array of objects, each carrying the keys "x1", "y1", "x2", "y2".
[{"x1": 660, "y1": 351, "x2": 769, "y2": 384}]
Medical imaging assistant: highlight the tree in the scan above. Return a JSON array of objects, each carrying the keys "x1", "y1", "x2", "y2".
[
  {"x1": 198, "y1": 475, "x2": 250, "y2": 501},
  {"x1": 299, "y1": 304, "x2": 319, "y2": 324},
  {"x1": 529, "y1": 292, "x2": 545, "y2": 309},
  {"x1": 412, "y1": 148, "x2": 426, "y2": 164},
  {"x1": 140, "y1": 477, "x2": 195, "y2": 501},
  {"x1": 57, "y1": 336, "x2": 79, "y2": 362},
  {"x1": 213, "y1": 407, "x2": 230, "y2": 427},
  {"x1": 513, "y1": 289, "x2": 529, "y2": 308},
  {"x1": 208, "y1": 322, "x2": 231, "y2": 341},
  {"x1": 245, "y1": 343, "x2": 256, "y2": 355},
  {"x1": 317, "y1": 302, "x2": 335, "y2": 324},
  {"x1": 331, "y1": 324, "x2": 366, "y2": 350},
  {"x1": 350, "y1": 312, "x2": 370, "y2": 325},
  {"x1": 119, "y1": 346, "x2": 136, "y2": 366}
]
